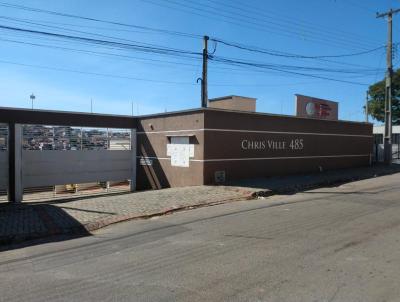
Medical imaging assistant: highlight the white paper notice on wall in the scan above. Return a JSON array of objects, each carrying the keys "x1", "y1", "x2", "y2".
[
  {"x1": 189, "y1": 144, "x2": 194, "y2": 157},
  {"x1": 166, "y1": 144, "x2": 173, "y2": 156},
  {"x1": 167, "y1": 136, "x2": 194, "y2": 167},
  {"x1": 170, "y1": 144, "x2": 189, "y2": 167}
]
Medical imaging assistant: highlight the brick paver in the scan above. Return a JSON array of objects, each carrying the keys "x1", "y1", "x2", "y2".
[
  {"x1": 0, "y1": 185, "x2": 251, "y2": 244},
  {"x1": 49, "y1": 186, "x2": 250, "y2": 225},
  {"x1": 1, "y1": 163, "x2": 400, "y2": 245}
]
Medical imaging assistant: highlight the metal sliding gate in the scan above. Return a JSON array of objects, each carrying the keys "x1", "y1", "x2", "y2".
[
  {"x1": 0, "y1": 124, "x2": 8, "y2": 201},
  {"x1": 18, "y1": 124, "x2": 136, "y2": 201}
]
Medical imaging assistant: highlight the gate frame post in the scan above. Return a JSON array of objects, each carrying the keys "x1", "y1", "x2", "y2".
[
  {"x1": 130, "y1": 128, "x2": 137, "y2": 192},
  {"x1": 8, "y1": 123, "x2": 23, "y2": 203}
]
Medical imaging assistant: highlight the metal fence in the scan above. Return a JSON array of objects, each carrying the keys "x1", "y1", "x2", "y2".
[
  {"x1": 0, "y1": 124, "x2": 8, "y2": 200},
  {"x1": 373, "y1": 133, "x2": 400, "y2": 162},
  {"x1": 393, "y1": 134, "x2": 400, "y2": 160},
  {"x1": 21, "y1": 125, "x2": 134, "y2": 201}
]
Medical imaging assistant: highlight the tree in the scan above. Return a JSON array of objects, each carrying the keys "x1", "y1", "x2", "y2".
[{"x1": 367, "y1": 68, "x2": 400, "y2": 124}]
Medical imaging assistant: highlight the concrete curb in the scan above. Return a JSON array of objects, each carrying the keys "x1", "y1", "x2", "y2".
[{"x1": 82, "y1": 193, "x2": 252, "y2": 232}]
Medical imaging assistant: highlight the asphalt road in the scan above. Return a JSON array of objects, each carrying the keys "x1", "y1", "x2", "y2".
[{"x1": 1, "y1": 173, "x2": 400, "y2": 302}]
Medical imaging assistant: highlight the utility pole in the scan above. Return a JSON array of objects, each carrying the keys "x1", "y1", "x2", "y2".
[
  {"x1": 377, "y1": 8, "x2": 400, "y2": 164},
  {"x1": 365, "y1": 91, "x2": 369, "y2": 123},
  {"x1": 201, "y1": 35, "x2": 209, "y2": 108},
  {"x1": 90, "y1": 98, "x2": 93, "y2": 113}
]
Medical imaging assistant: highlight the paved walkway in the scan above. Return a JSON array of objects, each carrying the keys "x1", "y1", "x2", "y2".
[
  {"x1": 1, "y1": 163, "x2": 400, "y2": 245},
  {"x1": 0, "y1": 186, "x2": 252, "y2": 244}
]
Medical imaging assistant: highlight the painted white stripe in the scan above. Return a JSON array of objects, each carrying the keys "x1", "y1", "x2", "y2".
[
  {"x1": 205, "y1": 128, "x2": 372, "y2": 138},
  {"x1": 137, "y1": 128, "x2": 372, "y2": 138},
  {"x1": 137, "y1": 129, "x2": 202, "y2": 135},
  {"x1": 137, "y1": 156, "x2": 169, "y2": 160},
  {"x1": 138, "y1": 154, "x2": 370, "y2": 163},
  {"x1": 193, "y1": 154, "x2": 370, "y2": 162}
]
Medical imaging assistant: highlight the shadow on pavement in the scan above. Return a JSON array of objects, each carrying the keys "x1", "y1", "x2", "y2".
[
  {"x1": 2, "y1": 163, "x2": 400, "y2": 251},
  {"x1": 0, "y1": 203, "x2": 91, "y2": 251},
  {"x1": 225, "y1": 163, "x2": 400, "y2": 197}
]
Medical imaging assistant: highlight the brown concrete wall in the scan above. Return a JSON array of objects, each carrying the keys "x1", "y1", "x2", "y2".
[
  {"x1": 136, "y1": 111, "x2": 205, "y2": 190},
  {"x1": 0, "y1": 107, "x2": 135, "y2": 128},
  {"x1": 208, "y1": 96, "x2": 256, "y2": 112},
  {"x1": 0, "y1": 106, "x2": 373, "y2": 190},
  {"x1": 203, "y1": 109, "x2": 373, "y2": 184}
]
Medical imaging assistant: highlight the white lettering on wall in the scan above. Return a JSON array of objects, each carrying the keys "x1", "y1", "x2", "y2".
[{"x1": 241, "y1": 139, "x2": 304, "y2": 151}]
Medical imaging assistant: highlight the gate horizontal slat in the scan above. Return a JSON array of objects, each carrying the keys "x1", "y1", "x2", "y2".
[{"x1": 22, "y1": 150, "x2": 133, "y2": 188}]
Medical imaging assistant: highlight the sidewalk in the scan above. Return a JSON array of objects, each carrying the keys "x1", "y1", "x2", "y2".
[{"x1": 1, "y1": 163, "x2": 400, "y2": 246}]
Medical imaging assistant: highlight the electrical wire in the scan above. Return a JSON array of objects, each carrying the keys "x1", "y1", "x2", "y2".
[
  {"x1": 0, "y1": 15, "x2": 174, "y2": 46},
  {"x1": 141, "y1": 0, "x2": 374, "y2": 51},
  {"x1": 179, "y1": 0, "x2": 377, "y2": 49},
  {"x1": 0, "y1": 3, "x2": 386, "y2": 88},
  {"x1": 0, "y1": 59, "x2": 201, "y2": 85},
  {"x1": 212, "y1": 38, "x2": 385, "y2": 59},
  {"x1": 0, "y1": 37, "x2": 202, "y2": 69},
  {"x1": 0, "y1": 25, "x2": 383, "y2": 86},
  {"x1": 0, "y1": 24, "x2": 202, "y2": 59},
  {"x1": 0, "y1": 58, "x2": 362, "y2": 88},
  {"x1": 0, "y1": 1, "x2": 202, "y2": 39},
  {"x1": 206, "y1": 0, "x2": 379, "y2": 46},
  {"x1": 210, "y1": 55, "x2": 384, "y2": 75},
  {"x1": 209, "y1": 56, "x2": 372, "y2": 86}
]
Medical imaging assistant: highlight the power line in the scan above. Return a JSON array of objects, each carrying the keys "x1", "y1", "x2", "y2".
[
  {"x1": 141, "y1": 0, "x2": 375, "y2": 51},
  {"x1": 0, "y1": 24, "x2": 202, "y2": 59},
  {"x1": 0, "y1": 1, "x2": 385, "y2": 66},
  {"x1": 181, "y1": 0, "x2": 378, "y2": 49},
  {"x1": 207, "y1": 0, "x2": 379, "y2": 46},
  {"x1": 0, "y1": 2, "x2": 385, "y2": 89},
  {"x1": 0, "y1": 15, "x2": 167, "y2": 45},
  {"x1": 0, "y1": 58, "x2": 358, "y2": 88},
  {"x1": 0, "y1": 25, "x2": 381, "y2": 87},
  {"x1": 0, "y1": 1, "x2": 202, "y2": 39},
  {"x1": 2, "y1": 21, "x2": 382, "y2": 75},
  {"x1": 0, "y1": 0, "x2": 379, "y2": 50},
  {"x1": 211, "y1": 37, "x2": 387, "y2": 71},
  {"x1": 1, "y1": 13, "x2": 382, "y2": 70},
  {"x1": 0, "y1": 59, "x2": 201, "y2": 85},
  {"x1": 1, "y1": 16, "x2": 151, "y2": 35},
  {"x1": 212, "y1": 38, "x2": 385, "y2": 59},
  {"x1": 0, "y1": 36, "x2": 295, "y2": 76},
  {"x1": 209, "y1": 56, "x2": 371, "y2": 86},
  {"x1": 210, "y1": 55, "x2": 384, "y2": 75},
  {"x1": 0, "y1": 37, "x2": 202, "y2": 69},
  {"x1": 5, "y1": 34, "x2": 364, "y2": 77},
  {"x1": 0, "y1": 28, "x2": 200, "y2": 65}
]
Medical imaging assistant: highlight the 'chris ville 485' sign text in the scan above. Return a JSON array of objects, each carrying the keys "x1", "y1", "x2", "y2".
[{"x1": 241, "y1": 139, "x2": 304, "y2": 151}]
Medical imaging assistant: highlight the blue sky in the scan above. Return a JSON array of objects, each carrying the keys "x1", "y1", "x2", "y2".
[{"x1": 0, "y1": 0, "x2": 398, "y2": 122}]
